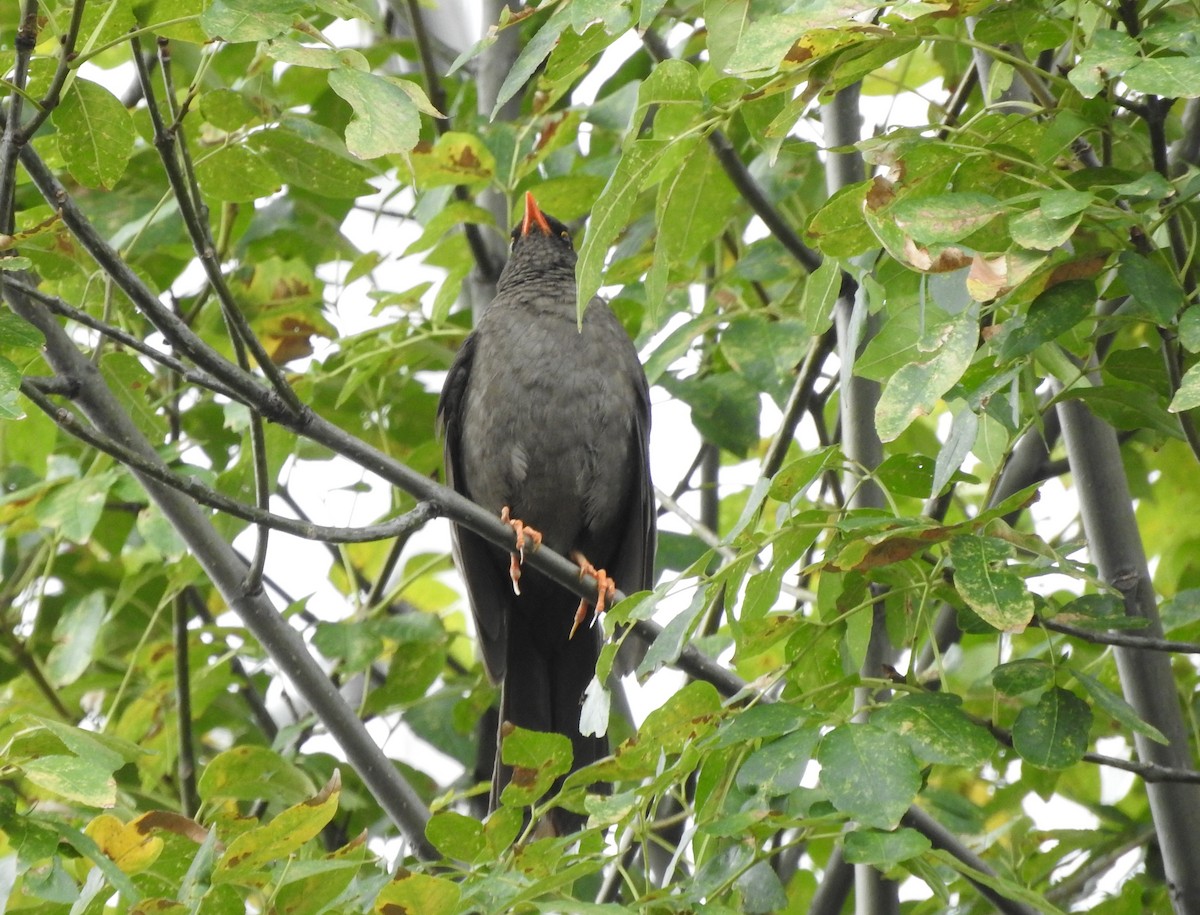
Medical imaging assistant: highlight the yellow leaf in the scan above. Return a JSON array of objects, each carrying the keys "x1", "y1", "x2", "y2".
[{"x1": 85, "y1": 813, "x2": 164, "y2": 874}]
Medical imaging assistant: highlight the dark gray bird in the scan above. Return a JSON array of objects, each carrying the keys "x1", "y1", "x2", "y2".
[{"x1": 438, "y1": 192, "x2": 655, "y2": 834}]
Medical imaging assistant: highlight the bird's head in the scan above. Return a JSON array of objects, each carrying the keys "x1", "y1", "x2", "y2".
[{"x1": 506, "y1": 192, "x2": 577, "y2": 270}]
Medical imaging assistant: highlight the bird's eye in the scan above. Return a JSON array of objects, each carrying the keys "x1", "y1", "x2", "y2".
[{"x1": 559, "y1": 230, "x2": 570, "y2": 240}]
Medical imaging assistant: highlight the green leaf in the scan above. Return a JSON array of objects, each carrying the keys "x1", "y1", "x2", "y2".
[
  {"x1": 199, "y1": 746, "x2": 315, "y2": 806},
  {"x1": 1118, "y1": 251, "x2": 1185, "y2": 324},
  {"x1": 662, "y1": 371, "x2": 761, "y2": 456},
  {"x1": 1068, "y1": 30, "x2": 1140, "y2": 98},
  {"x1": 367, "y1": 617, "x2": 447, "y2": 710},
  {"x1": 35, "y1": 718, "x2": 136, "y2": 768},
  {"x1": 632, "y1": 680, "x2": 722, "y2": 756},
  {"x1": 1072, "y1": 667, "x2": 1169, "y2": 745},
  {"x1": 1039, "y1": 190, "x2": 1094, "y2": 218},
  {"x1": 35, "y1": 475, "x2": 112, "y2": 543},
  {"x1": 1179, "y1": 306, "x2": 1200, "y2": 353},
  {"x1": 769, "y1": 445, "x2": 842, "y2": 501},
  {"x1": 875, "y1": 310, "x2": 978, "y2": 442},
  {"x1": 272, "y1": 855, "x2": 370, "y2": 915},
  {"x1": 247, "y1": 125, "x2": 375, "y2": 197},
  {"x1": 576, "y1": 139, "x2": 662, "y2": 314},
  {"x1": 1111, "y1": 171, "x2": 1174, "y2": 199},
  {"x1": 1012, "y1": 687, "x2": 1092, "y2": 770},
  {"x1": 657, "y1": 145, "x2": 737, "y2": 265},
  {"x1": 725, "y1": 3, "x2": 874, "y2": 75},
  {"x1": 328, "y1": 69, "x2": 424, "y2": 160},
  {"x1": 45, "y1": 592, "x2": 106, "y2": 687},
  {"x1": 0, "y1": 312, "x2": 44, "y2": 349},
  {"x1": 932, "y1": 406, "x2": 977, "y2": 496},
  {"x1": 736, "y1": 861, "x2": 789, "y2": 914},
  {"x1": 705, "y1": 0, "x2": 752, "y2": 73},
  {"x1": 136, "y1": 505, "x2": 188, "y2": 561},
  {"x1": 200, "y1": 0, "x2": 301, "y2": 41},
  {"x1": 424, "y1": 810, "x2": 486, "y2": 861},
  {"x1": 1064, "y1": 383, "x2": 1183, "y2": 438},
  {"x1": 262, "y1": 37, "x2": 369, "y2": 71},
  {"x1": 720, "y1": 316, "x2": 809, "y2": 405},
  {"x1": 713, "y1": 704, "x2": 815, "y2": 748},
  {"x1": 800, "y1": 256, "x2": 840, "y2": 335},
  {"x1": 23, "y1": 755, "x2": 116, "y2": 807},
  {"x1": 806, "y1": 180, "x2": 875, "y2": 257},
  {"x1": 997, "y1": 279, "x2": 1096, "y2": 362},
  {"x1": 874, "y1": 453, "x2": 936, "y2": 500},
  {"x1": 410, "y1": 132, "x2": 496, "y2": 189},
  {"x1": 492, "y1": 6, "x2": 570, "y2": 118},
  {"x1": 634, "y1": 58, "x2": 702, "y2": 133},
  {"x1": 312, "y1": 620, "x2": 383, "y2": 673},
  {"x1": 1170, "y1": 363, "x2": 1200, "y2": 413},
  {"x1": 498, "y1": 727, "x2": 572, "y2": 807},
  {"x1": 636, "y1": 587, "x2": 708, "y2": 677},
  {"x1": 949, "y1": 535, "x2": 1035, "y2": 631},
  {"x1": 993, "y1": 659, "x2": 1055, "y2": 695},
  {"x1": 215, "y1": 774, "x2": 341, "y2": 880},
  {"x1": 0, "y1": 354, "x2": 22, "y2": 419},
  {"x1": 194, "y1": 144, "x2": 282, "y2": 202},
  {"x1": 892, "y1": 193, "x2": 1006, "y2": 244},
  {"x1": 1009, "y1": 208, "x2": 1081, "y2": 251},
  {"x1": 735, "y1": 727, "x2": 821, "y2": 796},
  {"x1": 873, "y1": 693, "x2": 995, "y2": 766},
  {"x1": 52, "y1": 78, "x2": 135, "y2": 189},
  {"x1": 818, "y1": 724, "x2": 921, "y2": 829},
  {"x1": 1124, "y1": 57, "x2": 1200, "y2": 98},
  {"x1": 199, "y1": 87, "x2": 261, "y2": 130},
  {"x1": 374, "y1": 872, "x2": 461, "y2": 915},
  {"x1": 0, "y1": 255, "x2": 32, "y2": 272},
  {"x1": 137, "y1": 0, "x2": 210, "y2": 42},
  {"x1": 843, "y1": 827, "x2": 932, "y2": 867}
]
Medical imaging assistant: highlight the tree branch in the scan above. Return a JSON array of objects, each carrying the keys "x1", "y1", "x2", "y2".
[
  {"x1": 6, "y1": 283, "x2": 436, "y2": 856},
  {"x1": 1057, "y1": 395, "x2": 1200, "y2": 911}
]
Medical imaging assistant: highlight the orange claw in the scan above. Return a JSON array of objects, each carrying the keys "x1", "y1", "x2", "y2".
[
  {"x1": 500, "y1": 506, "x2": 542, "y2": 595},
  {"x1": 568, "y1": 551, "x2": 616, "y2": 640}
]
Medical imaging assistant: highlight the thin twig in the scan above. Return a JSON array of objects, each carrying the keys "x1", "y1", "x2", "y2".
[
  {"x1": 9, "y1": 278, "x2": 243, "y2": 400},
  {"x1": 22, "y1": 378, "x2": 439, "y2": 544},
  {"x1": 640, "y1": 29, "x2": 822, "y2": 276},
  {"x1": 12, "y1": 137, "x2": 302, "y2": 422},
  {"x1": 761, "y1": 328, "x2": 836, "y2": 480},
  {"x1": 173, "y1": 594, "x2": 200, "y2": 817},
  {"x1": 402, "y1": 0, "x2": 501, "y2": 282},
  {"x1": 130, "y1": 37, "x2": 306, "y2": 417},
  {"x1": 1041, "y1": 617, "x2": 1200, "y2": 654},
  {"x1": 0, "y1": 0, "x2": 40, "y2": 235},
  {"x1": 135, "y1": 37, "x2": 275, "y2": 590},
  {"x1": 19, "y1": 0, "x2": 87, "y2": 140}
]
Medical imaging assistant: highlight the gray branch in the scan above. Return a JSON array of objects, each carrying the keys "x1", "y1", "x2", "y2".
[{"x1": 1057, "y1": 396, "x2": 1200, "y2": 913}]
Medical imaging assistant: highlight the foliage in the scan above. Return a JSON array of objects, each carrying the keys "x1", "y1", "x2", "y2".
[{"x1": 1, "y1": 0, "x2": 1199, "y2": 912}]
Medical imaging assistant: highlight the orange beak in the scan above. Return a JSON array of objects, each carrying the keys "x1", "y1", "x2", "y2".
[{"x1": 521, "y1": 191, "x2": 552, "y2": 236}]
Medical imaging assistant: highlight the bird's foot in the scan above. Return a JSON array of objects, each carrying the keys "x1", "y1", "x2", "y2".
[
  {"x1": 568, "y1": 551, "x2": 616, "y2": 640},
  {"x1": 500, "y1": 506, "x2": 542, "y2": 595}
]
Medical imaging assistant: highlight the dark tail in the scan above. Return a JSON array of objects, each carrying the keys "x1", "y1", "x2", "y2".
[{"x1": 494, "y1": 590, "x2": 608, "y2": 835}]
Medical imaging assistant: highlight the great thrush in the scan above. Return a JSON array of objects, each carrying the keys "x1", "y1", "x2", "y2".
[{"x1": 438, "y1": 192, "x2": 655, "y2": 834}]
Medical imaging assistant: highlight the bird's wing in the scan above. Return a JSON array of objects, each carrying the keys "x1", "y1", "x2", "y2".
[
  {"x1": 438, "y1": 332, "x2": 510, "y2": 681},
  {"x1": 609, "y1": 356, "x2": 656, "y2": 675}
]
